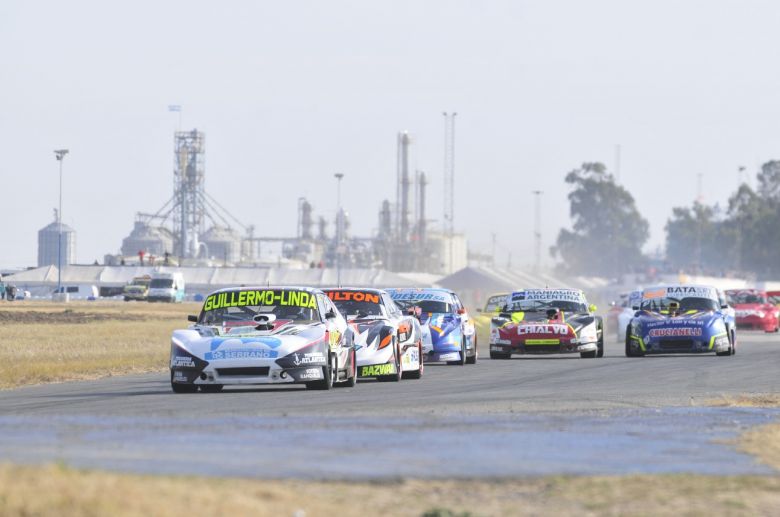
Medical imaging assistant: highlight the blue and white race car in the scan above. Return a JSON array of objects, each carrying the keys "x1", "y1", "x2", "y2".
[
  {"x1": 626, "y1": 284, "x2": 736, "y2": 357},
  {"x1": 169, "y1": 286, "x2": 357, "y2": 392},
  {"x1": 386, "y1": 288, "x2": 477, "y2": 365}
]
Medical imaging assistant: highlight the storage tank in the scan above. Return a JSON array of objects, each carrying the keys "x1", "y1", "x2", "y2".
[
  {"x1": 121, "y1": 221, "x2": 174, "y2": 257},
  {"x1": 201, "y1": 226, "x2": 241, "y2": 263},
  {"x1": 38, "y1": 219, "x2": 76, "y2": 267}
]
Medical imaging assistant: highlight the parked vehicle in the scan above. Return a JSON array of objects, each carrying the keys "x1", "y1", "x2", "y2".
[{"x1": 148, "y1": 272, "x2": 185, "y2": 303}]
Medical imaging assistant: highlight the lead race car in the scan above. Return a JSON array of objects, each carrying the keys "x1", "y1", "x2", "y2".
[
  {"x1": 169, "y1": 286, "x2": 357, "y2": 392},
  {"x1": 324, "y1": 288, "x2": 423, "y2": 380},
  {"x1": 386, "y1": 288, "x2": 478, "y2": 365},
  {"x1": 626, "y1": 284, "x2": 735, "y2": 357},
  {"x1": 489, "y1": 288, "x2": 604, "y2": 359}
]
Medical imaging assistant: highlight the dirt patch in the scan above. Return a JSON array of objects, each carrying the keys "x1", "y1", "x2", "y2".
[
  {"x1": 0, "y1": 310, "x2": 156, "y2": 325},
  {"x1": 707, "y1": 393, "x2": 780, "y2": 408}
]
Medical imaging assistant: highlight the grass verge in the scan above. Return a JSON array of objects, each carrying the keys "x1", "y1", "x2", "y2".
[
  {"x1": 1, "y1": 464, "x2": 779, "y2": 517},
  {"x1": 0, "y1": 301, "x2": 200, "y2": 389}
]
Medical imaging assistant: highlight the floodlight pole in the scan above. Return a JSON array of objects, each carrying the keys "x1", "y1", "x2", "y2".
[
  {"x1": 54, "y1": 149, "x2": 69, "y2": 295},
  {"x1": 334, "y1": 173, "x2": 344, "y2": 286}
]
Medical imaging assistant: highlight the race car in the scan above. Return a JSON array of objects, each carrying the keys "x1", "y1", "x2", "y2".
[
  {"x1": 169, "y1": 286, "x2": 357, "y2": 392},
  {"x1": 386, "y1": 288, "x2": 478, "y2": 365},
  {"x1": 616, "y1": 290, "x2": 642, "y2": 342},
  {"x1": 724, "y1": 289, "x2": 779, "y2": 332},
  {"x1": 489, "y1": 288, "x2": 604, "y2": 359},
  {"x1": 324, "y1": 288, "x2": 423, "y2": 380},
  {"x1": 626, "y1": 284, "x2": 735, "y2": 357},
  {"x1": 479, "y1": 293, "x2": 510, "y2": 315}
]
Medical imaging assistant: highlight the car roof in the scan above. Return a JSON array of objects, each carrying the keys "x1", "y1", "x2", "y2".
[{"x1": 207, "y1": 285, "x2": 324, "y2": 295}]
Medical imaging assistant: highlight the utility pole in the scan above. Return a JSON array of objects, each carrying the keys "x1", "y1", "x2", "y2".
[
  {"x1": 532, "y1": 190, "x2": 543, "y2": 273},
  {"x1": 54, "y1": 149, "x2": 69, "y2": 296},
  {"x1": 334, "y1": 173, "x2": 344, "y2": 286},
  {"x1": 443, "y1": 112, "x2": 457, "y2": 272}
]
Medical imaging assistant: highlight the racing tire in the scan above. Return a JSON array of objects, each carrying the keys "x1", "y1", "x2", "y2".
[
  {"x1": 379, "y1": 340, "x2": 403, "y2": 382},
  {"x1": 200, "y1": 384, "x2": 224, "y2": 393},
  {"x1": 716, "y1": 348, "x2": 732, "y2": 357},
  {"x1": 489, "y1": 351, "x2": 511, "y2": 359},
  {"x1": 306, "y1": 353, "x2": 336, "y2": 390},
  {"x1": 625, "y1": 334, "x2": 643, "y2": 357},
  {"x1": 448, "y1": 338, "x2": 467, "y2": 366},
  {"x1": 466, "y1": 336, "x2": 478, "y2": 364},
  {"x1": 580, "y1": 350, "x2": 597, "y2": 359},
  {"x1": 596, "y1": 338, "x2": 604, "y2": 358},
  {"x1": 403, "y1": 342, "x2": 424, "y2": 380},
  {"x1": 337, "y1": 349, "x2": 357, "y2": 387}
]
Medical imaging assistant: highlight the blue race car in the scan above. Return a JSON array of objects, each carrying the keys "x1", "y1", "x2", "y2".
[
  {"x1": 626, "y1": 284, "x2": 735, "y2": 357},
  {"x1": 386, "y1": 288, "x2": 478, "y2": 365}
]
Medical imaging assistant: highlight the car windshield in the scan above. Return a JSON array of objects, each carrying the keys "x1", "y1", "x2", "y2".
[
  {"x1": 150, "y1": 278, "x2": 173, "y2": 288},
  {"x1": 508, "y1": 299, "x2": 588, "y2": 313},
  {"x1": 484, "y1": 295, "x2": 506, "y2": 312},
  {"x1": 768, "y1": 293, "x2": 780, "y2": 305},
  {"x1": 394, "y1": 299, "x2": 453, "y2": 314},
  {"x1": 640, "y1": 296, "x2": 719, "y2": 313},
  {"x1": 729, "y1": 292, "x2": 767, "y2": 305},
  {"x1": 199, "y1": 289, "x2": 320, "y2": 326},
  {"x1": 331, "y1": 300, "x2": 385, "y2": 317}
]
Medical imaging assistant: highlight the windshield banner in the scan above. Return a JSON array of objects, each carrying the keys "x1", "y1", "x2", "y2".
[
  {"x1": 511, "y1": 289, "x2": 584, "y2": 303},
  {"x1": 203, "y1": 289, "x2": 317, "y2": 312}
]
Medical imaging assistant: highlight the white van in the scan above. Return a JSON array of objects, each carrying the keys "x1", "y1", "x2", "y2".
[
  {"x1": 147, "y1": 272, "x2": 185, "y2": 303},
  {"x1": 52, "y1": 284, "x2": 99, "y2": 301}
]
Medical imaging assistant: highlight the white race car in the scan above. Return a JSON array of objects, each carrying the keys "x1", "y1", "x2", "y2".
[
  {"x1": 169, "y1": 286, "x2": 357, "y2": 392},
  {"x1": 616, "y1": 290, "x2": 642, "y2": 342},
  {"x1": 325, "y1": 288, "x2": 423, "y2": 380}
]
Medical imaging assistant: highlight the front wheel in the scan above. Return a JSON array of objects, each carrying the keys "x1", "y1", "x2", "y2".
[
  {"x1": 596, "y1": 338, "x2": 604, "y2": 358},
  {"x1": 466, "y1": 335, "x2": 478, "y2": 364},
  {"x1": 490, "y1": 350, "x2": 511, "y2": 359},
  {"x1": 337, "y1": 349, "x2": 357, "y2": 387},
  {"x1": 306, "y1": 353, "x2": 335, "y2": 390},
  {"x1": 200, "y1": 384, "x2": 223, "y2": 393},
  {"x1": 379, "y1": 340, "x2": 402, "y2": 382}
]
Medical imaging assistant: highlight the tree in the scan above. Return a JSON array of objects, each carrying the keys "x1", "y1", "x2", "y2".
[
  {"x1": 665, "y1": 202, "x2": 733, "y2": 273},
  {"x1": 551, "y1": 162, "x2": 649, "y2": 277}
]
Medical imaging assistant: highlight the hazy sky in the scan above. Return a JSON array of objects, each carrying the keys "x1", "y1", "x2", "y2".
[{"x1": 2, "y1": 1, "x2": 779, "y2": 270}]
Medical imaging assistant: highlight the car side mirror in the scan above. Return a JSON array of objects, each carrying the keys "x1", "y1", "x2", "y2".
[
  {"x1": 187, "y1": 314, "x2": 198, "y2": 322},
  {"x1": 631, "y1": 306, "x2": 639, "y2": 311},
  {"x1": 721, "y1": 304, "x2": 728, "y2": 309},
  {"x1": 589, "y1": 304, "x2": 597, "y2": 313},
  {"x1": 325, "y1": 309, "x2": 337, "y2": 319}
]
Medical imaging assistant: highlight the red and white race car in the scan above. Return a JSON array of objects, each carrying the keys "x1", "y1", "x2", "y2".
[{"x1": 725, "y1": 289, "x2": 779, "y2": 332}]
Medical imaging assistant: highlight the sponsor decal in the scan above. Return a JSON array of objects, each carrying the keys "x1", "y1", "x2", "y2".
[
  {"x1": 512, "y1": 289, "x2": 584, "y2": 303},
  {"x1": 648, "y1": 327, "x2": 703, "y2": 337},
  {"x1": 173, "y1": 371, "x2": 187, "y2": 382},
  {"x1": 387, "y1": 290, "x2": 450, "y2": 302},
  {"x1": 518, "y1": 324, "x2": 569, "y2": 335},
  {"x1": 205, "y1": 349, "x2": 279, "y2": 360},
  {"x1": 326, "y1": 291, "x2": 380, "y2": 304},
  {"x1": 402, "y1": 346, "x2": 419, "y2": 366},
  {"x1": 360, "y1": 363, "x2": 397, "y2": 376},
  {"x1": 526, "y1": 339, "x2": 560, "y2": 345},
  {"x1": 298, "y1": 368, "x2": 323, "y2": 380},
  {"x1": 292, "y1": 351, "x2": 326, "y2": 366},
  {"x1": 203, "y1": 289, "x2": 317, "y2": 312},
  {"x1": 171, "y1": 355, "x2": 196, "y2": 368},
  {"x1": 644, "y1": 286, "x2": 717, "y2": 300}
]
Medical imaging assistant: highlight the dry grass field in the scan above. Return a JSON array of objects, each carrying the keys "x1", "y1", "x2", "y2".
[
  {"x1": 1, "y1": 463, "x2": 779, "y2": 517},
  {"x1": 0, "y1": 301, "x2": 200, "y2": 389}
]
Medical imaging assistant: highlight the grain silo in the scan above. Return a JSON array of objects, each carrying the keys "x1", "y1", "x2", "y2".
[{"x1": 38, "y1": 216, "x2": 76, "y2": 267}]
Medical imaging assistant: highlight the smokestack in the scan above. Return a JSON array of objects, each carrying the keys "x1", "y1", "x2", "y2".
[
  {"x1": 379, "y1": 199, "x2": 392, "y2": 239},
  {"x1": 398, "y1": 132, "x2": 411, "y2": 243}
]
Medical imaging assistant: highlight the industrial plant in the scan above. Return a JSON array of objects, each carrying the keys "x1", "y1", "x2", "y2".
[{"x1": 101, "y1": 126, "x2": 467, "y2": 275}]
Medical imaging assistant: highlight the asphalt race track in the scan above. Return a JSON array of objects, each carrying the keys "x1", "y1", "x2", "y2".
[{"x1": 0, "y1": 333, "x2": 778, "y2": 478}]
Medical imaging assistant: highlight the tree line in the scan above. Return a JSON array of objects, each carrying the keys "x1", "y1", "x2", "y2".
[{"x1": 551, "y1": 160, "x2": 780, "y2": 279}]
